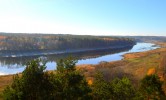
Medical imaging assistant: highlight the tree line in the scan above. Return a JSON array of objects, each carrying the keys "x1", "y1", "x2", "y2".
[
  {"x1": 0, "y1": 33, "x2": 135, "y2": 52},
  {"x1": 3, "y1": 58, "x2": 166, "y2": 100}
]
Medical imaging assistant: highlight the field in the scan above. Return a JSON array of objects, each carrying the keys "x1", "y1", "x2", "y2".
[{"x1": 0, "y1": 42, "x2": 166, "y2": 99}]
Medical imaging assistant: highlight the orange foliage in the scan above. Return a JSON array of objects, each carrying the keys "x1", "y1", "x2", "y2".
[
  {"x1": 147, "y1": 68, "x2": 156, "y2": 75},
  {"x1": 88, "y1": 79, "x2": 93, "y2": 85}
]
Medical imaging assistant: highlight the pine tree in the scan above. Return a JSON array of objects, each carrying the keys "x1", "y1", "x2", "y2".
[
  {"x1": 54, "y1": 57, "x2": 92, "y2": 100},
  {"x1": 110, "y1": 77, "x2": 136, "y2": 100},
  {"x1": 3, "y1": 59, "x2": 52, "y2": 100},
  {"x1": 139, "y1": 74, "x2": 165, "y2": 100},
  {"x1": 91, "y1": 72, "x2": 112, "y2": 100}
]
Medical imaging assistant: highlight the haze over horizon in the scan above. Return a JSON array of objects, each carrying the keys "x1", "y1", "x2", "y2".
[{"x1": 0, "y1": 0, "x2": 166, "y2": 36}]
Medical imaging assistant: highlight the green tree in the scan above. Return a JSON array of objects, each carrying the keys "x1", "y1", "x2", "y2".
[
  {"x1": 110, "y1": 77, "x2": 136, "y2": 100},
  {"x1": 139, "y1": 74, "x2": 165, "y2": 100},
  {"x1": 3, "y1": 59, "x2": 52, "y2": 100},
  {"x1": 91, "y1": 72, "x2": 112, "y2": 100},
  {"x1": 3, "y1": 57, "x2": 91, "y2": 100},
  {"x1": 53, "y1": 57, "x2": 92, "y2": 100},
  {"x1": 3, "y1": 74, "x2": 23, "y2": 100}
]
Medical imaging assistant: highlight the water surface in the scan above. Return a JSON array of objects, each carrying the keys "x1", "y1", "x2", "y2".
[{"x1": 0, "y1": 43, "x2": 159, "y2": 75}]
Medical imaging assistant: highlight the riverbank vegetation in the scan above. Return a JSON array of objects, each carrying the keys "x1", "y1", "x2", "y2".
[
  {"x1": 2, "y1": 58, "x2": 166, "y2": 100},
  {"x1": 78, "y1": 42, "x2": 166, "y2": 90},
  {"x1": 0, "y1": 33, "x2": 135, "y2": 57}
]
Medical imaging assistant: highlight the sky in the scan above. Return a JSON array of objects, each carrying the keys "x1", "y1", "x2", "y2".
[{"x1": 0, "y1": 0, "x2": 166, "y2": 36}]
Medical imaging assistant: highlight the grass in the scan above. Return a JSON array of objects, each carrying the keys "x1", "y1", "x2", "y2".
[{"x1": 0, "y1": 75, "x2": 13, "y2": 100}]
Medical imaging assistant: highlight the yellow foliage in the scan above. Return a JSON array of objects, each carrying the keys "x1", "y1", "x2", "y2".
[
  {"x1": 147, "y1": 68, "x2": 156, "y2": 75},
  {"x1": 88, "y1": 79, "x2": 93, "y2": 85}
]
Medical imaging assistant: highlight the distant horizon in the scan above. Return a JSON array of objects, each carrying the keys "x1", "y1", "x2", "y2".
[
  {"x1": 0, "y1": 0, "x2": 166, "y2": 36},
  {"x1": 0, "y1": 32, "x2": 166, "y2": 37}
]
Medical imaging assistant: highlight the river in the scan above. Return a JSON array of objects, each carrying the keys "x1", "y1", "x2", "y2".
[{"x1": 0, "y1": 43, "x2": 159, "y2": 75}]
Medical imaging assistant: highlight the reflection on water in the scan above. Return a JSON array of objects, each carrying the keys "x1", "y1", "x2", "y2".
[
  {"x1": 0, "y1": 43, "x2": 159, "y2": 75},
  {"x1": 78, "y1": 43, "x2": 159, "y2": 65},
  {"x1": 0, "y1": 46, "x2": 133, "y2": 67}
]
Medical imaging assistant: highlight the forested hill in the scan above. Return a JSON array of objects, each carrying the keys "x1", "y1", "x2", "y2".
[{"x1": 0, "y1": 33, "x2": 136, "y2": 52}]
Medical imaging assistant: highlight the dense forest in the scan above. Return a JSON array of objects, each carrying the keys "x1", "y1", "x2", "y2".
[
  {"x1": 0, "y1": 33, "x2": 135, "y2": 51},
  {"x1": 0, "y1": 33, "x2": 136, "y2": 57}
]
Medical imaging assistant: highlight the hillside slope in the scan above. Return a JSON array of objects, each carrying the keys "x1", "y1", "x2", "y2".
[{"x1": 0, "y1": 33, "x2": 136, "y2": 57}]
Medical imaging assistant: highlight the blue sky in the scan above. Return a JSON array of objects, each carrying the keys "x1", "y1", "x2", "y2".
[{"x1": 0, "y1": 0, "x2": 166, "y2": 36}]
